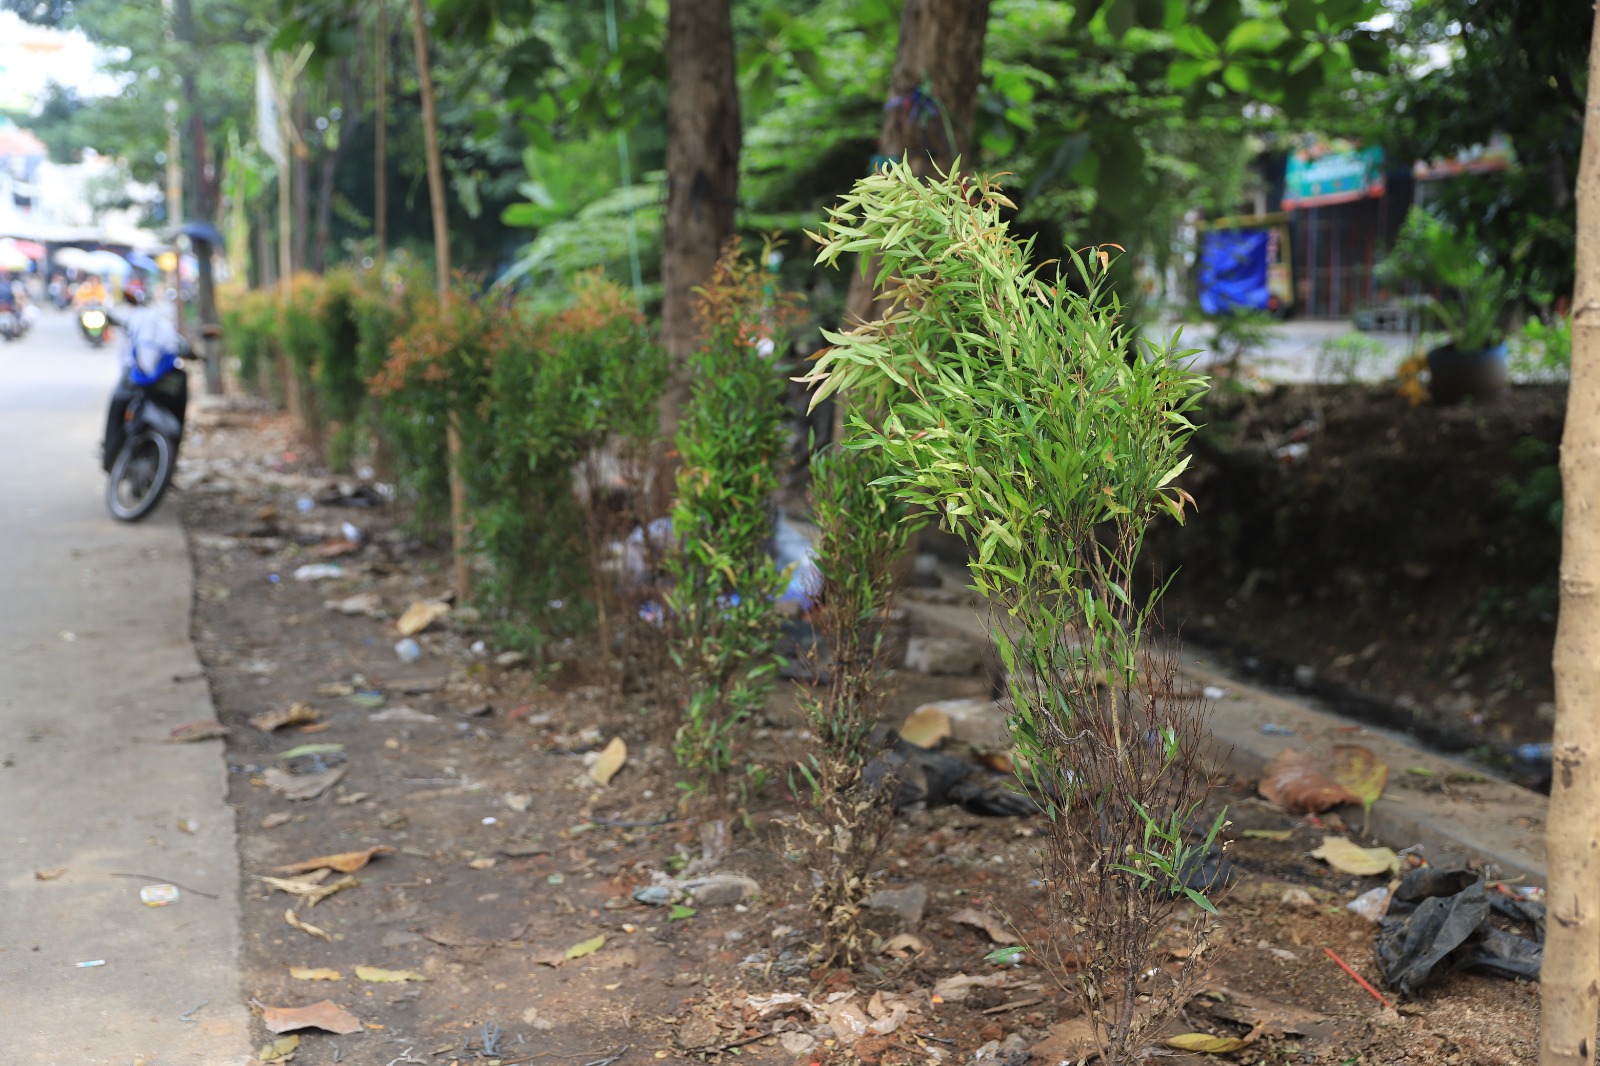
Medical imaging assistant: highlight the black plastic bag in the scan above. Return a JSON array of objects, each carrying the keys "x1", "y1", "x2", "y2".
[{"x1": 1375, "y1": 868, "x2": 1542, "y2": 997}]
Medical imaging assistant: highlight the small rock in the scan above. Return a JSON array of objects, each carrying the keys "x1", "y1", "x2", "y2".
[
  {"x1": 495, "y1": 650, "x2": 528, "y2": 668},
  {"x1": 689, "y1": 874, "x2": 760, "y2": 907},
  {"x1": 865, "y1": 882, "x2": 930, "y2": 928},
  {"x1": 911, "y1": 552, "x2": 944, "y2": 588},
  {"x1": 676, "y1": 1015, "x2": 722, "y2": 1050},
  {"x1": 1279, "y1": 887, "x2": 1316, "y2": 910},
  {"x1": 904, "y1": 636, "x2": 982, "y2": 676},
  {"x1": 464, "y1": 702, "x2": 493, "y2": 717}
]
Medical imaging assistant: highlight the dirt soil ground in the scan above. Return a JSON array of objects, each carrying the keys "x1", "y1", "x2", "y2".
[
  {"x1": 177, "y1": 403, "x2": 1542, "y2": 1066},
  {"x1": 1146, "y1": 382, "x2": 1564, "y2": 785}
]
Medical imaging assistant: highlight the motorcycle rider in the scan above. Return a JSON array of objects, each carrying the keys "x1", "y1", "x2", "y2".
[
  {"x1": 75, "y1": 273, "x2": 110, "y2": 307},
  {"x1": 101, "y1": 289, "x2": 188, "y2": 472}
]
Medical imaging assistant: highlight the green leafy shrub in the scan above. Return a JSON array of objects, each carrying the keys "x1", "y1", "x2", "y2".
[
  {"x1": 792, "y1": 435, "x2": 922, "y2": 968},
  {"x1": 807, "y1": 160, "x2": 1216, "y2": 1062},
  {"x1": 666, "y1": 242, "x2": 798, "y2": 796}
]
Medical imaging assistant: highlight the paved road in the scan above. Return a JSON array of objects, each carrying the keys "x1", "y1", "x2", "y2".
[{"x1": 0, "y1": 309, "x2": 249, "y2": 1064}]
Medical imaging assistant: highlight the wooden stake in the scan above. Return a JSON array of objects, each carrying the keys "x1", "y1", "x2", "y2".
[
  {"x1": 408, "y1": 0, "x2": 471, "y2": 602},
  {"x1": 1541, "y1": 18, "x2": 1600, "y2": 1064}
]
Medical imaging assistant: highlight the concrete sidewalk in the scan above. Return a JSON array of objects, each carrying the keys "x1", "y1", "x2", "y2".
[
  {"x1": 0, "y1": 314, "x2": 250, "y2": 1064},
  {"x1": 904, "y1": 587, "x2": 1548, "y2": 885}
]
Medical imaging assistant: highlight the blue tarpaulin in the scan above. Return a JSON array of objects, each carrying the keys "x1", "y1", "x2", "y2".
[{"x1": 1198, "y1": 230, "x2": 1271, "y2": 315}]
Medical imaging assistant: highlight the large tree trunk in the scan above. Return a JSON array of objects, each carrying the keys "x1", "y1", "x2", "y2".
[
  {"x1": 312, "y1": 58, "x2": 361, "y2": 273},
  {"x1": 843, "y1": 0, "x2": 994, "y2": 326},
  {"x1": 658, "y1": 0, "x2": 740, "y2": 437},
  {"x1": 1542, "y1": 18, "x2": 1600, "y2": 1066},
  {"x1": 409, "y1": 0, "x2": 471, "y2": 601}
]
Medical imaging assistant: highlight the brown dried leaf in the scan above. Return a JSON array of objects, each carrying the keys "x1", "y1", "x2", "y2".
[
  {"x1": 589, "y1": 737, "x2": 627, "y2": 786},
  {"x1": 34, "y1": 867, "x2": 66, "y2": 881},
  {"x1": 1330, "y1": 744, "x2": 1389, "y2": 833},
  {"x1": 395, "y1": 600, "x2": 450, "y2": 636},
  {"x1": 881, "y1": 933, "x2": 929, "y2": 958},
  {"x1": 262, "y1": 766, "x2": 346, "y2": 801},
  {"x1": 258, "y1": 1034, "x2": 300, "y2": 1062},
  {"x1": 288, "y1": 967, "x2": 342, "y2": 981},
  {"x1": 167, "y1": 720, "x2": 228, "y2": 743},
  {"x1": 261, "y1": 999, "x2": 362, "y2": 1035},
  {"x1": 250, "y1": 702, "x2": 322, "y2": 733},
  {"x1": 260, "y1": 874, "x2": 359, "y2": 906},
  {"x1": 1258, "y1": 748, "x2": 1359, "y2": 813},
  {"x1": 1310, "y1": 835, "x2": 1400, "y2": 876},
  {"x1": 949, "y1": 907, "x2": 1020, "y2": 945},
  {"x1": 268, "y1": 845, "x2": 393, "y2": 875},
  {"x1": 354, "y1": 965, "x2": 427, "y2": 983},
  {"x1": 898, "y1": 706, "x2": 952, "y2": 749},
  {"x1": 284, "y1": 908, "x2": 333, "y2": 941}
]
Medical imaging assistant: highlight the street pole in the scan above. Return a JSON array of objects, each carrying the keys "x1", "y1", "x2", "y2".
[{"x1": 172, "y1": 0, "x2": 223, "y2": 396}]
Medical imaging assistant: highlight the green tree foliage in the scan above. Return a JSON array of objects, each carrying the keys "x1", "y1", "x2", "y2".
[{"x1": 1384, "y1": 0, "x2": 1592, "y2": 304}]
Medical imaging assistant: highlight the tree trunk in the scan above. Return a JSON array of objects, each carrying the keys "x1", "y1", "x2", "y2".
[
  {"x1": 1542, "y1": 19, "x2": 1600, "y2": 1066},
  {"x1": 312, "y1": 58, "x2": 360, "y2": 273},
  {"x1": 843, "y1": 0, "x2": 994, "y2": 327},
  {"x1": 374, "y1": 1, "x2": 388, "y2": 266},
  {"x1": 172, "y1": 0, "x2": 225, "y2": 395},
  {"x1": 658, "y1": 0, "x2": 740, "y2": 437},
  {"x1": 409, "y1": 0, "x2": 471, "y2": 602},
  {"x1": 291, "y1": 87, "x2": 311, "y2": 273}
]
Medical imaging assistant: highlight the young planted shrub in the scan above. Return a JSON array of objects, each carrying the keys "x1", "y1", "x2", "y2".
[
  {"x1": 792, "y1": 435, "x2": 920, "y2": 968},
  {"x1": 806, "y1": 161, "x2": 1216, "y2": 1062},
  {"x1": 312, "y1": 268, "x2": 366, "y2": 472},
  {"x1": 666, "y1": 243, "x2": 797, "y2": 796},
  {"x1": 543, "y1": 274, "x2": 671, "y2": 692}
]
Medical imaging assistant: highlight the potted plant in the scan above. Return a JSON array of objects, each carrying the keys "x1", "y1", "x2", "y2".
[{"x1": 1379, "y1": 207, "x2": 1514, "y2": 403}]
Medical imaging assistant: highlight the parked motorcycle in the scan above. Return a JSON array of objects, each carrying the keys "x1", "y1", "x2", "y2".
[
  {"x1": 0, "y1": 308, "x2": 18, "y2": 342},
  {"x1": 105, "y1": 345, "x2": 192, "y2": 522},
  {"x1": 80, "y1": 306, "x2": 111, "y2": 347}
]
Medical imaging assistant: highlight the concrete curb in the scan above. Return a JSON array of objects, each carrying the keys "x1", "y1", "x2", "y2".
[{"x1": 900, "y1": 590, "x2": 1549, "y2": 885}]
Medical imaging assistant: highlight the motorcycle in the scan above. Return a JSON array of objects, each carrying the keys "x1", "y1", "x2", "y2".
[
  {"x1": 0, "y1": 308, "x2": 18, "y2": 342},
  {"x1": 80, "y1": 306, "x2": 111, "y2": 347},
  {"x1": 105, "y1": 343, "x2": 193, "y2": 522}
]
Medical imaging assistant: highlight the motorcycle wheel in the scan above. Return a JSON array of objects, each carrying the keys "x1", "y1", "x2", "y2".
[{"x1": 106, "y1": 430, "x2": 175, "y2": 522}]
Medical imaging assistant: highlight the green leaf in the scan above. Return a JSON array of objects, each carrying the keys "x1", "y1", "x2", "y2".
[
  {"x1": 985, "y1": 945, "x2": 1027, "y2": 965},
  {"x1": 565, "y1": 934, "x2": 607, "y2": 959},
  {"x1": 277, "y1": 743, "x2": 345, "y2": 761},
  {"x1": 668, "y1": 904, "x2": 697, "y2": 921}
]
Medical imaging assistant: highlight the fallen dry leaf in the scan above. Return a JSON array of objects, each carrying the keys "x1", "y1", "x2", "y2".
[
  {"x1": 167, "y1": 720, "x2": 228, "y2": 743},
  {"x1": 261, "y1": 999, "x2": 362, "y2": 1035},
  {"x1": 932, "y1": 973, "x2": 1010, "y2": 1003},
  {"x1": 532, "y1": 948, "x2": 568, "y2": 968},
  {"x1": 1330, "y1": 744, "x2": 1389, "y2": 835},
  {"x1": 268, "y1": 845, "x2": 393, "y2": 875},
  {"x1": 395, "y1": 600, "x2": 450, "y2": 636},
  {"x1": 1242, "y1": 828, "x2": 1294, "y2": 842},
  {"x1": 250, "y1": 703, "x2": 322, "y2": 733},
  {"x1": 262, "y1": 766, "x2": 347, "y2": 801},
  {"x1": 355, "y1": 965, "x2": 427, "y2": 983},
  {"x1": 881, "y1": 933, "x2": 929, "y2": 958},
  {"x1": 566, "y1": 933, "x2": 606, "y2": 960},
  {"x1": 284, "y1": 908, "x2": 333, "y2": 942},
  {"x1": 34, "y1": 868, "x2": 66, "y2": 881},
  {"x1": 261, "y1": 812, "x2": 293, "y2": 830},
  {"x1": 589, "y1": 737, "x2": 627, "y2": 786},
  {"x1": 1258, "y1": 748, "x2": 1359, "y2": 813},
  {"x1": 1166, "y1": 1023, "x2": 1264, "y2": 1054},
  {"x1": 335, "y1": 791, "x2": 369, "y2": 805},
  {"x1": 259, "y1": 874, "x2": 358, "y2": 906},
  {"x1": 258, "y1": 1034, "x2": 300, "y2": 1062},
  {"x1": 1310, "y1": 835, "x2": 1400, "y2": 876},
  {"x1": 289, "y1": 967, "x2": 342, "y2": 981},
  {"x1": 950, "y1": 906, "x2": 1020, "y2": 945},
  {"x1": 898, "y1": 706, "x2": 952, "y2": 749}
]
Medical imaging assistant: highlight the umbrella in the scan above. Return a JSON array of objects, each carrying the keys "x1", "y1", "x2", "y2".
[
  {"x1": 128, "y1": 251, "x2": 161, "y2": 273},
  {"x1": 179, "y1": 220, "x2": 225, "y2": 248},
  {"x1": 54, "y1": 247, "x2": 93, "y2": 271},
  {"x1": 0, "y1": 242, "x2": 29, "y2": 271},
  {"x1": 84, "y1": 250, "x2": 132, "y2": 277},
  {"x1": 11, "y1": 239, "x2": 45, "y2": 260}
]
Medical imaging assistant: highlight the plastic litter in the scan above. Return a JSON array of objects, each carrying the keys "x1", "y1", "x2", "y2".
[
  {"x1": 1346, "y1": 886, "x2": 1391, "y2": 922},
  {"x1": 293, "y1": 563, "x2": 345, "y2": 583},
  {"x1": 140, "y1": 884, "x2": 181, "y2": 907},
  {"x1": 1260, "y1": 723, "x2": 1296, "y2": 736},
  {"x1": 75, "y1": 960, "x2": 105, "y2": 968},
  {"x1": 1374, "y1": 867, "x2": 1542, "y2": 996},
  {"x1": 394, "y1": 638, "x2": 421, "y2": 663}
]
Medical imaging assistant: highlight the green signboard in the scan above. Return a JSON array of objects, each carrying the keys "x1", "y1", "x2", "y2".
[{"x1": 1282, "y1": 143, "x2": 1385, "y2": 210}]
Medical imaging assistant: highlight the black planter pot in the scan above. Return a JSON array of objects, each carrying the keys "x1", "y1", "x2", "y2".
[{"x1": 1427, "y1": 342, "x2": 1507, "y2": 404}]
